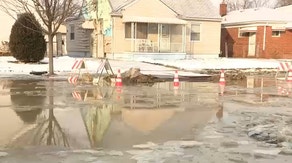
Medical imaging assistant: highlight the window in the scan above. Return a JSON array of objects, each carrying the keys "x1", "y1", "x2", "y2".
[
  {"x1": 191, "y1": 24, "x2": 200, "y2": 41},
  {"x1": 136, "y1": 23, "x2": 148, "y2": 39},
  {"x1": 125, "y1": 23, "x2": 148, "y2": 39},
  {"x1": 70, "y1": 25, "x2": 75, "y2": 40},
  {"x1": 239, "y1": 32, "x2": 249, "y2": 38},
  {"x1": 125, "y1": 23, "x2": 131, "y2": 38},
  {"x1": 272, "y1": 31, "x2": 281, "y2": 37}
]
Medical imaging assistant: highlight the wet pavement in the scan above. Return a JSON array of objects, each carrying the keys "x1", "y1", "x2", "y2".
[{"x1": 0, "y1": 76, "x2": 292, "y2": 162}]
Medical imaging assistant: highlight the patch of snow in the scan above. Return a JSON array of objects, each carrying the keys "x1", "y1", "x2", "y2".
[{"x1": 0, "y1": 56, "x2": 286, "y2": 78}]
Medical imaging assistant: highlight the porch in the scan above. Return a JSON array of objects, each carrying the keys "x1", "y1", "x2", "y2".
[
  {"x1": 123, "y1": 18, "x2": 187, "y2": 53},
  {"x1": 106, "y1": 52, "x2": 188, "y2": 61}
]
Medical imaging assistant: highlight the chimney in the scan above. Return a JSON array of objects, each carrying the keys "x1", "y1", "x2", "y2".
[{"x1": 220, "y1": 1, "x2": 227, "y2": 17}]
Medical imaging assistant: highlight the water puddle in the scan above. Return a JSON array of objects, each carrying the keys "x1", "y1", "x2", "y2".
[{"x1": 0, "y1": 76, "x2": 291, "y2": 151}]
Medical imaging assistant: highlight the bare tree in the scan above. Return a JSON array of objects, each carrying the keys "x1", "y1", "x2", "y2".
[
  {"x1": 0, "y1": 0, "x2": 84, "y2": 75},
  {"x1": 225, "y1": 0, "x2": 272, "y2": 12},
  {"x1": 276, "y1": 0, "x2": 292, "y2": 7}
]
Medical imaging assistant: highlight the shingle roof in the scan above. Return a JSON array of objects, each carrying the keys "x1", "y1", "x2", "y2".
[
  {"x1": 222, "y1": 7, "x2": 292, "y2": 25},
  {"x1": 160, "y1": 0, "x2": 221, "y2": 19},
  {"x1": 276, "y1": 5, "x2": 292, "y2": 13},
  {"x1": 109, "y1": 0, "x2": 221, "y2": 20},
  {"x1": 109, "y1": 0, "x2": 135, "y2": 11}
]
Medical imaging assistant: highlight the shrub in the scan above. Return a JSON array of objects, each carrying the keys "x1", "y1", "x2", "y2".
[{"x1": 9, "y1": 13, "x2": 46, "y2": 63}]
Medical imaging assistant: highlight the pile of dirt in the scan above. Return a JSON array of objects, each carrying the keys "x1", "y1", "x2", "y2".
[
  {"x1": 81, "y1": 73, "x2": 94, "y2": 83},
  {"x1": 0, "y1": 41, "x2": 10, "y2": 56},
  {"x1": 202, "y1": 69, "x2": 277, "y2": 82},
  {"x1": 103, "y1": 68, "x2": 164, "y2": 86},
  {"x1": 0, "y1": 51, "x2": 11, "y2": 56}
]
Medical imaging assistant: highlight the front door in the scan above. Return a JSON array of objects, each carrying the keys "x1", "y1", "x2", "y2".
[
  {"x1": 248, "y1": 32, "x2": 256, "y2": 57},
  {"x1": 159, "y1": 24, "x2": 170, "y2": 52}
]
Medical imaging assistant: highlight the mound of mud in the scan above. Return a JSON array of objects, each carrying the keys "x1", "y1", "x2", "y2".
[
  {"x1": 103, "y1": 68, "x2": 164, "y2": 86},
  {"x1": 202, "y1": 69, "x2": 277, "y2": 83}
]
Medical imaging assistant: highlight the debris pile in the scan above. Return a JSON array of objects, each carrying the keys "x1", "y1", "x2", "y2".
[
  {"x1": 0, "y1": 41, "x2": 10, "y2": 56},
  {"x1": 104, "y1": 68, "x2": 163, "y2": 85}
]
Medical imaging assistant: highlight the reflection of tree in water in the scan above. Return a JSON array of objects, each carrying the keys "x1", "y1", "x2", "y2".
[
  {"x1": 81, "y1": 104, "x2": 112, "y2": 148},
  {"x1": 31, "y1": 109, "x2": 69, "y2": 147},
  {"x1": 8, "y1": 80, "x2": 69, "y2": 148},
  {"x1": 8, "y1": 109, "x2": 70, "y2": 148},
  {"x1": 10, "y1": 80, "x2": 46, "y2": 123}
]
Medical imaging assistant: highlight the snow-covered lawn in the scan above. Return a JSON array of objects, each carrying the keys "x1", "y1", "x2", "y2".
[{"x1": 0, "y1": 56, "x2": 289, "y2": 78}]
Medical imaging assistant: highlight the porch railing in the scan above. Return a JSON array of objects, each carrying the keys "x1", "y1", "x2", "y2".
[{"x1": 133, "y1": 39, "x2": 184, "y2": 53}]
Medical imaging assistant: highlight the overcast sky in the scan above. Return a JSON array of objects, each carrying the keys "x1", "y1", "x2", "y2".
[
  {"x1": 211, "y1": 0, "x2": 278, "y2": 8},
  {"x1": 211, "y1": 0, "x2": 222, "y2": 7}
]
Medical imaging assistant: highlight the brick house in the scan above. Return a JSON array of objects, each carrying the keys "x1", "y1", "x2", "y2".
[{"x1": 220, "y1": 3, "x2": 292, "y2": 59}]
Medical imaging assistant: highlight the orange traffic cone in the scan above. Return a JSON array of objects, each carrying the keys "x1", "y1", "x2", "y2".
[
  {"x1": 286, "y1": 68, "x2": 292, "y2": 82},
  {"x1": 115, "y1": 69, "x2": 122, "y2": 87},
  {"x1": 219, "y1": 69, "x2": 226, "y2": 85},
  {"x1": 173, "y1": 70, "x2": 180, "y2": 88}
]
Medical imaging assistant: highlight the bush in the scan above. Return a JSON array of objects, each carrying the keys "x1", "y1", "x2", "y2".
[{"x1": 9, "y1": 13, "x2": 46, "y2": 63}]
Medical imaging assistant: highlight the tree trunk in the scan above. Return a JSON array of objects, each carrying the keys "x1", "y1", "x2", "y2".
[{"x1": 48, "y1": 34, "x2": 54, "y2": 75}]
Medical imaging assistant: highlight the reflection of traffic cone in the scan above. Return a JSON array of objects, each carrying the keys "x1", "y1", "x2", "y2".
[
  {"x1": 277, "y1": 86, "x2": 282, "y2": 95},
  {"x1": 287, "y1": 82, "x2": 292, "y2": 94},
  {"x1": 115, "y1": 69, "x2": 122, "y2": 87},
  {"x1": 219, "y1": 69, "x2": 226, "y2": 85},
  {"x1": 219, "y1": 69, "x2": 226, "y2": 96},
  {"x1": 116, "y1": 87, "x2": 122, "y2": 100},
  {"x1": 219, "y1": 83, "x2": 225, "y2": 96},
  {"x1": 287, "y1": 68, "x2": 292, "y2": 82},
  {"x1": 173, "y1": 70, "x2": 180, "y2": 88}
]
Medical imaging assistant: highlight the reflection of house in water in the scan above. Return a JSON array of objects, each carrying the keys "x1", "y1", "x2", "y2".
[
  {"x1": 0, "y1": 80, "x2": 45, "y2": 147},
  {"x1": 123, "y1": 82, "x2": 219, "y2": 109},
  {"x1": 80, "y1": 104, "x2": 112, "y2": 148},
  {"x1": 9, "y1": 80, "x2": 46, "y2": 125},
  {"x1": 238, "y1": 76, "x2": 280, "y2": 102},
  {"x1": 80, "y1": 82, "x2": 220, "y2": 149},
  {"x1": 2, "y1": 80, "x2": 221, "y2": 149}
]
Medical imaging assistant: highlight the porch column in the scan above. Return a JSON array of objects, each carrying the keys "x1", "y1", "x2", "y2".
[
  {"x1": 131, "y1": 22, "x2": 135, "y2": 52},
  {"x1": 182, "y1": 24, "x2": 187, "y2": 53}
]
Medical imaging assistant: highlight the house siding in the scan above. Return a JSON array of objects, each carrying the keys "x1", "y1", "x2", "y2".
[
  {"x1": 123, "y1": 0, "x2": 178, "y2": 18},
  {"x1": 111, "y1": 0, "x2": 180, "y2": 54},
  {"x1": 221, "y1": 27, "x2": 249, "y2": 58},
  {"x1": 186, "y1": 21, "x2": 221, "y2": 56},
  {"x1": 264, "y1": 27, "x2": 292, "y2": 59},
  {"x1": 221, "y1": 26, "x2": 292, "y2": 59},
  {"x1": 66, "y1": 18, "x2": 93, "y2": 57},
  {"x1": 112, "y1": 17, "x2": 131, "y2": 54},
  {"x1": 111, "y1": 0, "x2": 221, "y2": 57}
]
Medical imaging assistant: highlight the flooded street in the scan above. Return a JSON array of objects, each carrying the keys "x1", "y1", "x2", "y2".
[{"x1": 0, "y1": 76, "x2": 292, "y2": 162}]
